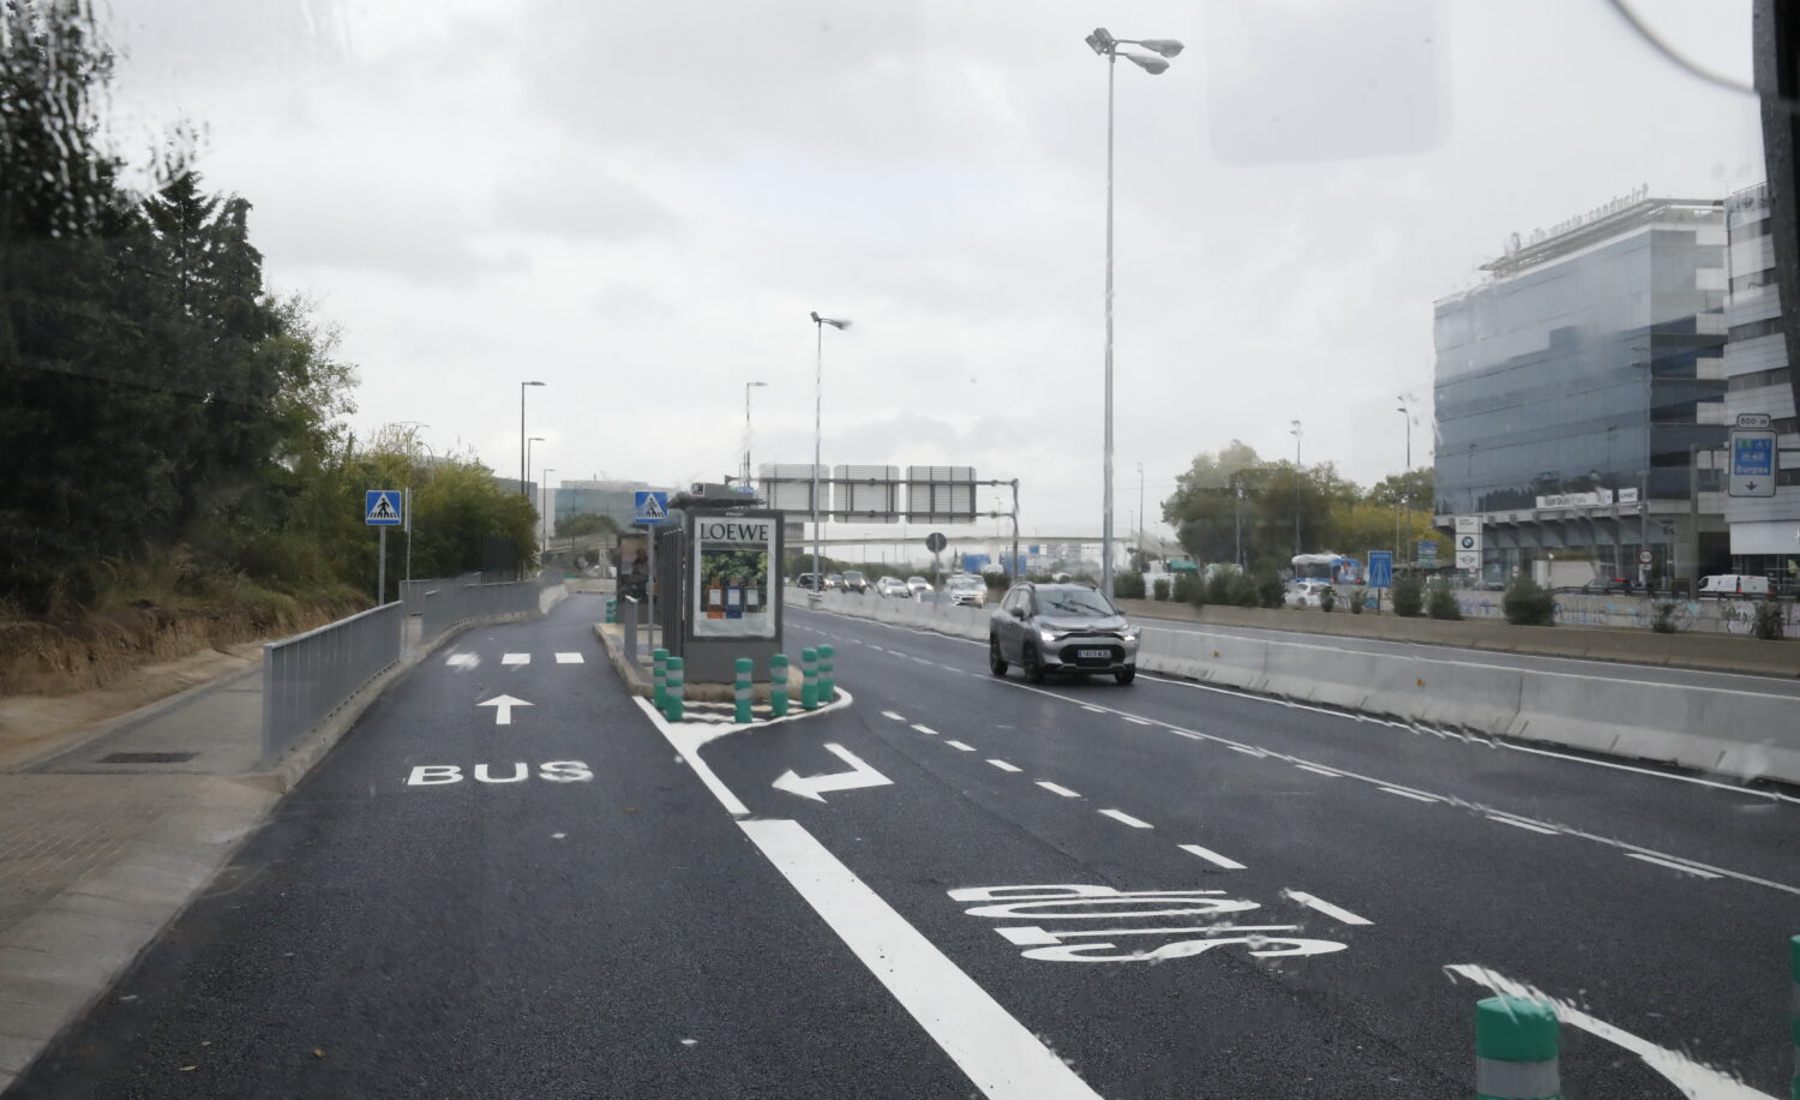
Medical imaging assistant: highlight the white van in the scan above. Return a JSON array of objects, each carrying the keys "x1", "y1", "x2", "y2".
[{"x1": 1698, "y1": 574, "x2": 1770, "y2": 597}]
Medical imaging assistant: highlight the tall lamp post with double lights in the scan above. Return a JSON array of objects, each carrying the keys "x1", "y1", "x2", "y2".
[
  {"x1": 743, "y1": 380, "x2": 768, "y2": 491},
  {"x1": 810, "y1": 312, "x2": 851, "y2": 596},
  {"x1": 1084, "y1": 26, "x2": 1182, "y2": 599}
]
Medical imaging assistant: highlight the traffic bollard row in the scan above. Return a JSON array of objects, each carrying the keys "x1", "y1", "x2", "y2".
[
  {"x1": 801, "y1": 647, "x2": 819, "y2": 710},
  {"x1": 770, "y1": 654, "x2": 790, "y2": 717},
  {"x1": 664, "y1": 656, "x2": 685, "y2": 722},
  {"x1": 818, "y1": 644, "x2": 834, "y2": 703},
  {"x1": 1475, "y1": 994, "x2": 1560, "y2": 1100},
  {"x1": 652, "y1": 648, "x2": 668, "y2": 711},
  {"x1": 733, "y1": 657, "x2": 753, "y2": 724}
]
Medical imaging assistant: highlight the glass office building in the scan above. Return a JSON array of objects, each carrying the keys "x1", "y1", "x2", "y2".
[{"x1": 1433, "y1": 195, "x2": 1729, "y2": 585}]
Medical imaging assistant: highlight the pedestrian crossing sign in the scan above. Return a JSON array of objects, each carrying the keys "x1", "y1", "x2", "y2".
[
  {"x1": 365, "y1": 489, "x2": 403, "y2": 526},
  {"x1": 634, "y1": 490, "x2": 672, "y2": 526}
]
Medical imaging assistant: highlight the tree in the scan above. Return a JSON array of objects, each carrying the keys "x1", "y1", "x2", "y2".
[{"x1": 558, "y1": 513, "x2": 619, "y2": 539}]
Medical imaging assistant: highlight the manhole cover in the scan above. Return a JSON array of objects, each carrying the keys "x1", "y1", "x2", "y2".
[{"x1": 97, "y1": 752, "x2": 198, "y2": 764}]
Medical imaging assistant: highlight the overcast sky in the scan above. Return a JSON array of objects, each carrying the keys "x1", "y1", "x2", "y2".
[{"x1": 101, "y1": 0, "x2": 1762, "y2": 541}]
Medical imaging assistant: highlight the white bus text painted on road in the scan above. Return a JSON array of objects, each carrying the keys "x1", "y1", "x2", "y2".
[{"x1": 406, "y1": 761, "x2": 593, "y2": 786}]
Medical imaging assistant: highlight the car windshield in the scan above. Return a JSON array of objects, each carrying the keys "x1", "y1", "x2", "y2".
[{"x1": 1034, "y1": 586, "x2": 1117, "y2": 618}]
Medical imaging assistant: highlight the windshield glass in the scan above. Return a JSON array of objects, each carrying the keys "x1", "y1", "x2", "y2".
[{"x1": 1035, "y1": 586, "x2": 1117, "y2": 617}]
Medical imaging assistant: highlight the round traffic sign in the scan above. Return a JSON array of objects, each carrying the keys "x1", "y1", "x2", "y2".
[
  {"x1": 1638, "y1": 549, "x2": 1653, "y2": 565},
  {"x1": 925, "y1": 532, "x2": 947, "y2": 553}
]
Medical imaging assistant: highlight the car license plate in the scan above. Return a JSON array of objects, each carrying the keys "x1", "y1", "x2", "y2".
[{"x1": 1077, "y1": 648, "x2": 1109, "y2": 659}]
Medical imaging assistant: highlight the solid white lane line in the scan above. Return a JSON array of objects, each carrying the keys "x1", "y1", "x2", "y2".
[
  {"x1": 1444, "y1": 964, "x2": 1776, "y2": 1100},
  {"x1": 1294, "y1": 764, "x2": 1341, "y2": 778},
  {"x1": 945, "y1": 740, "x2": 977, "y2": 752},
  {"x1": 1497, "y1": 740, "x2": 1800, "y2": 806},
  {"x1": 911, "y1": 724, "x2": 939, "y2": 736},
  {"x1": 1379, "y1": 786, "x2": 1441, "y2": 803},
  {"x1": 1122, "y1": 716, "x2": 1153, "y2": 726},
  {"x1": 1227, "y1": 744, "x2": 1265, "y2": 757},
  {"x1": 555, "y1": 652, "x2": 584, "y2": 664},
  {"x1": 1080, "y1": 705, "x2": 1106, "y2": 714},
  {"x1": 741, "y1": 818, "x2": 1101, "y2": 1100},
  {"x1": 1098, "y1": 808, "x2": 1153, "y2": 829},
  {"x1": 1626, "y1": 852, "x2": 1722, "y2": 879},
  {"x1": 988, "y1": 759, "x2": 1023, "y2": 773},
  {"x1": 881, "y1": 710, "x2": 907, "y2": 722},
  {"x1": 1178, "y1": 844, "x2": 1246, "y2": 870},
  {"x1": 502, "y1": 652, "x2": 530, "y2": 665},
  {"x1": 1035, "y1": 781, "x2": 1081, "y2": 799},
  {"x1": 1486, "y1": 815, "x2": 1559, "y2": 835},
  {"x1": 1281, "y1": 889, "x2": 1372, "y2": 926}
]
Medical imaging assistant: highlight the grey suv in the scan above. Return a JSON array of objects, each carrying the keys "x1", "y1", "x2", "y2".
[{"x1": 989, "y1": 582, "x2": 1140, "y2": 685}]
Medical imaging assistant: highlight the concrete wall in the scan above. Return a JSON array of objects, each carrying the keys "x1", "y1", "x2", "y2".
[{"x1": 799, "y1": 589, "x2": 1800, "y2": 787}]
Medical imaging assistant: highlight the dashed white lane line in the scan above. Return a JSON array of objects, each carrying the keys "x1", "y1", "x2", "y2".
[
  {"x1": 1294, "y1": 764, "x2": 1341, "y2": 778},
  {"x1": 1486, "y1": 815, "x2": 1559, "y2": 836},
  {"x1": 881, "y1": 710, "x2": 907, "y2": 722},
  {"x1": 1226, "y1": 744, "x2": 1265, "y2": 758},
  {"x1": 987, "y1": 759, "x2": 1023, "y2": 773},
  {"x1": 555, "y1": 652, "x2": 584, "y2": 664},
  {"x1": 1121, "y1": 716, "x2": 1153, "y2": 726},
  {"x1": 1281, "y1": 889, "x2": 1373, "y2": 926},
  {"x1": 1178, "y1": 844, "x2": 1246, "y2": 871},
  {"x1": 1379, "y1": 786, "x2": 1441, "y2": 804},
  {"x1": 445, "y1": 653, "x2": 479, "y2": 668},
  {"x1": 1080, "y1": 705, "x2": 1106, "y2": 714},
  {"x1": 938, "y1": 662, "x2": 961, "y2": 671},
  {"x1": 1035, "y1": 781, "x2": 1081, "y2": 799},
  {"x1": 741, "y1": 819, "x2": 1102, "y2": 1099},
  {"x1": 1626, "y1": 852, "x2": 1722, "y2": 879},
  {"x1": 1098, "y1": 808, "x2": 1153, "y2": 829},
  {"x1": 944, "y1": 740, "x2": 977, "y2": 752},
  {"x1": 911, "y1": 723, "x2": 939, "y2": 736},
  {"x1": 502, "y1": 653, "x2": 530, "y2": 665}
]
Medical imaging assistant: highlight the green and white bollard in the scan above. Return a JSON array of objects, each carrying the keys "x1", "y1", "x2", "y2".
[
  {"x1": 734, "y1": 657, "x2": 753, "y2": 724},
  {"x1": 818, "y1": 643, "x2": 835, "y2": 703},
  {"x1": 1475, "y1": 995, "x2": 1560, "y2": 1100},
  {"x1": 1790, "y1": 934, "x2": 1798, "y2": 1100},
  {"x1": 652, "y1": 648, "x2": 669, "y2": 711},
  {"x1": 664, "y1": 656, "x2": 685, "y2": 722},
  {"x1": 801, "y1": 647, "x2": 819, "y2": 711},
  {"x1": 769, "y1": 654, "x2": 790, "y2": 717}
]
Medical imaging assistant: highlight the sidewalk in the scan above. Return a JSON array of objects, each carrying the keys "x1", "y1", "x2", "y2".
[{"x1": 0, "y1": 665, "x2": 281, "y2": 1091}]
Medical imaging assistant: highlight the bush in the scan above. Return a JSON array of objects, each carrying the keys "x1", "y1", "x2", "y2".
[
  {"x1": 1319, "y1": 585, "x2": 1336, "y2": 613},
  {"x1": 1206, "y1": 571, "x2": 1234, "y2": 605},
  {"x1": 1650, "y1": 600, "x2": 1680, "y2": 634},
  {"x1": 1229, "y1": 574, "x2": 1260, "y2": 608},
  {"x1": 1152, "y1": 577, "x2": 1170, "y2": 601},
  {"x1": 1349, "y1": 587, "x2": 1366, "y2": 614},
  {"x1": 1255, "y1": 572, "x2": 1286, "y2": 609},
  {"x1": 1503, "y1": 577, "x2": 1555, "y2": 626},
  {"x1": 1426, "y1": 580, "x2": 1462, "y2": 620},
  {"x1": 1391, "y1": 575, "x2": 1424, "y2": 618},
  {"x1": 1114, "y1": 572, "x2": 1146, "y2": 600},
  {"x1": 1752, "y1": 600, "x2": 1786, "y2": 641},
  {"x1": 1175, "y1": 574, "x2": 1203, "y2": 605}
]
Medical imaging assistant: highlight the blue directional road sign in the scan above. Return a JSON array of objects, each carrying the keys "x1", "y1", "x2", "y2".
[
  {"x1": 633, "y1": 490, "x2": 672, "y2": 526},
  {"x1": 1729, "y1": 428, "x2": 1777, "y2": 498},
  {"x1": 365, "y1": 489, "x2": 403, "y2": 526},
  {"x1": 1367, "y1": 550, "x2": 1394, "y2": 589}
]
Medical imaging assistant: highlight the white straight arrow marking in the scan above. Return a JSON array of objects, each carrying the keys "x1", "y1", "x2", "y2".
[
  {"x1": 478, "y1": 694, "x2": 533, "y2": 726},
  {"x1": 772, "y1": 743, "x2": 894, "y2": 803}
]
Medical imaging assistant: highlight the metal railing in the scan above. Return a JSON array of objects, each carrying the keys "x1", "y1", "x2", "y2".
[
  {"x1": 261, "y1": 601, "x2": 403, "y2": 766},
  {"x1": 417, "y1": 579, "x2": 541, "y2": 644}
]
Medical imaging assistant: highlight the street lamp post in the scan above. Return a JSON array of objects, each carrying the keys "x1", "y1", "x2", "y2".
[
  {"x1": 394, "y1": 421, "x2": 432, "y2": 595},
  {"x1": 1085, "y1": 26, "x2": 1181, "y2": 600},
  {"x1": 519, "y1": 381, "x2": 546, "y2": 497},
  {"x1": 743, "y1": 381, "x2": 768, "y2": 490},
  {"x1": 526, "y1": 436, "x2": 545, "y2": 499},
  {"x1": 1289, "y1": 419, "x2": 1303, "y2": 557},
  {"x1": 810, "y1": 312, "x2": 851, "y2": 597},
  {"x1": 1136, "y1": 461, "x2": 1145, "y2": 570},
  {"x1": 1396, "y1": 400, "x2": 1413, "y2": 564},
  {"x1": 540, "y1": 467, "x2": 556, "y2": 551}
]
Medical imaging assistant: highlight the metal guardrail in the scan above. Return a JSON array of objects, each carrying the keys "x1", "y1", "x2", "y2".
[
  {"x1": 261, "y1": 601, "x2": 403, "y2": 767},
  {"x1": 417, "y1": 579, "x2": 541, "y2": 644}
]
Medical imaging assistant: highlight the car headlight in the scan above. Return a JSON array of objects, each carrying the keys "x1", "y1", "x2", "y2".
[
  {"x1": 1124, "y1": 625, "x2": 1141, "y2": 640},
  {"x1": 1038, "y1": 628, "x2": 1058, "y2": 645}
]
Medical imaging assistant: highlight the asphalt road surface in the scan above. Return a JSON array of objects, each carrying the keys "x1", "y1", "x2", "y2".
[{"x1": 9, "y1": 595, "x2": 1796, "y2": 1098}]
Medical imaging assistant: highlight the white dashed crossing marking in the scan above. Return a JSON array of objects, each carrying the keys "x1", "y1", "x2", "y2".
[
  {"x1": 1486, "y1": 814, "x2": 1558, "y2": 835},
  {"x1": 1178, "y1": 844, "x2": 1246, "y2": 870},
  {"x1": 1098, "y1": 809, "x2": 1153, "y2": 829},
  {"x1": 555, "y1": 652, "x2": 584, "y2": 664},
  {"x1": 1626, "y1": 853, "x2": 1722, "y2": 879},
  {"x1": 911, "y1": 724, "x2": 939, "y2": 736},
  {"x1": 1035, "y1": 781, "x2": 1081, "y2": 799},
  {"x1": 988, "y1": 759, "x2": 1023, "y2": 773},
  {"x1": 1121, "y1": 716, "x2": 1153, "y2": 726},
  {"x1": 1226, "y1": 744, "x2": 1265, "y2": 757},
  {"x1": 502, "y1": 653, "x2": 530, "y2": 666},
  {"x1": 1281, "y1": 889, "x2": 1372, "y2": 926},
  {"x1": 445, "y1": 653, "x2": 479, "y2": 668},
  {"x1": 881, "y1": 710, "x2": 907, "y2": 722},
  {"x1": 1379, "y1": 787, "x2": 1440, "y2": 803},
  {"x1": 944, "y1": 740, "x2": 977, "y2": 752}
]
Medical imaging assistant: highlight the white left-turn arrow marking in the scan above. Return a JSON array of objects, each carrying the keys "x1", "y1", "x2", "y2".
[
  {"x1": 478, "y1": 694, "x2": 533, "y2": 726},
  {"x1": 772, "y1": 743, "x2": 893, "y2": 803}
]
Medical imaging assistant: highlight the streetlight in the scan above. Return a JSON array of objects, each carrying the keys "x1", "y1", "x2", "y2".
[
  {"x1": 540, "y1": 467, "x2": 557, "y2": 550},
  {"x1": 526, "y1": 436, "x2": 546, "y2": 499},
  {"x1": 743, "y1": 381, "x2": 769, "y2": 490},
  {"x1": 1136, "y1": 461, "x2": 1145, "y2": 570},
  {"x1": 394, "y1": 422, "x2": 433, "y2": 593},
  {"x1": 810, "y1": 311, "x2": 851, "y2": 596},
  {"x1": 1289, "y1": 419, "x2": 1303, "y2": 556},
  {"x1": 1396, "y1": 399, "x2": 1413, "y2": 563},
  {"x1": 519, "y1": 381, "x2": 546, "y2": 497},
  {"x1": 1085, "y1": 25, "x2": 1181, "y2": 600}
]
